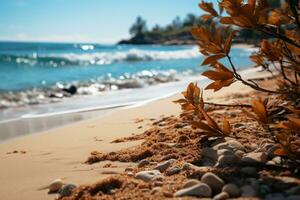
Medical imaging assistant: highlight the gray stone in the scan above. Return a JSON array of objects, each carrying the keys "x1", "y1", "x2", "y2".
[
  {"x1": 235, "y1": 150, "x2": 245, "y2": 157},
  {"x1": 153, "y1": 159, "x2": 175, "y2": 172},
  {"x1": 201, "y1": 172, "x2": 225, "y2": 193},
  {"x1": 241, "y1": 185, "x2": 256, "y2": 197},
  {"x1": 241, "y1": 167, "x2": 258, "y2": 176},
  {"x1": 135, "y1": 170, "x2": 161, "y2": 182},
  {"x1": 152, "y1": 175, "x2": 164, "y2": 182},
  {"x1": 213, "y1": 140, "x2": 245, "y2": 151},
  {"x1": 215, "y1": 154, "x2": 240, "y2": 167},
  {"x1": 48, "y1": 178, "x2": 64, "y2": 193},
  {"x1": 213, "y1": 192, "x2": 230, "y2": 200},
  {"x1": 222, "y1": 184, "x2": 240, "y2": 197},
  {"x1": 202, "y1": 147, "x2": 218, "y2": 161},
  {"x1": 138, "y1": 159, "x2": 150, "y2": 168},
  {"x1": 166, "y1": 166, "x2": 181, "y2": 176},
  {"x1": 217, "y1": 149, "x2": 235, "y2": 157},
  {"x1": 174, "y1": 183, "x2": 212, "y2": 197},
  {"x1": 58, "y1": 184, "x2": 77, "y2": 198},
  {"x1": 182, "y1": 179, "x2": 201, "y2": 189},
  {"x1": 241, "y1": 152, "x2": 267, "y2": 165}
]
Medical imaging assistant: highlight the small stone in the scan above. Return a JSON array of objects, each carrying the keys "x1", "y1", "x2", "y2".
[
  {"x1": 138, "y1": 159, "x2": 150, "y2": 168},
  {"x1": 182, "y1": 179, "x2": 201, "y2": 189},
  {"x1": 153, "y1": 159, "x2": 175, "y2": 172},
  {"x1": 135, "y1": 170, "x2": 161, "y2": 182},
  {"x1": 241, "y1": 185, "x2": 256, "y2": 197},
  {"x1": 174, "y1": 183, "x2": 212, "y2": 197},
  {"x1": 235, "y1": 150, "x2": 245, "y2": 157},
  {"x1": 202, "y1": 147, "x2": 218, "y2": 161},
  {"x1": 201, "y1": 172, "x2": 225, "y2": 193},
  {"x1": 213, "y1": 140, "x2": 245, "y2": 151},
  {"x1": 141, "y1": 188, "x2": 150, "y2": 193},
  {"x1": 154, "y1": 181, "x2": 163, "y2": 187},
  {"x1": 213, "y1": 192, "x2": 230, "y2": 200},
  {"x1": 125, "y1": 167, "x2": 134, "y2": 172},
  {"x1": 151, "y1": 187, "x2": 162, "y2": 195},
  {"x1": 222, "y1": 184, "x2": 240, "y2": 197},
  {"x1": 217, "y1": 149, "x2": 235, "y2": 157},
  {"x1": 182, "y1": 163, "x2": 193, "y2": 170},
  {"x1": 241, "y1": 152, "x2": 267, "y2": 165},
  {"x1": 48, "y1": 178, "x2": 64, "y2": 193},
  {"x1": 241, "y1": 167, "x2": 258, "y2": 176},
  {"x1": 272, "y1": 156, "x2": 282, "y2": 165},
  {"x1": 166, "y1": 166, "x2": 181, "y2": 176},
  {"x1": 215, "y1": 154, "x2": 240, "y2": 167},
  {"x1": 127, "y1": 172, "x2": 134, "y2": 177},
  {"x1": 58, "y1": 184, "x2": 76, "y2": 198}
]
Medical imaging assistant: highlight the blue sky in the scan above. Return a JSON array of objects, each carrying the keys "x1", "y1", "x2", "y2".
[{"x1": 0, "y1": 0, "x2": 209, "y2": 44}]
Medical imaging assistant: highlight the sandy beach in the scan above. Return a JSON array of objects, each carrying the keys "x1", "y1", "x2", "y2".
[{"x1": 0, "y1": 78, "x2": 254, "y2": 200}]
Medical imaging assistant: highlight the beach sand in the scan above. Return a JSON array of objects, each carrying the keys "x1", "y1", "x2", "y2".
[{"x1": 0, "y1": 80, "x2": 255, "y2": 200}]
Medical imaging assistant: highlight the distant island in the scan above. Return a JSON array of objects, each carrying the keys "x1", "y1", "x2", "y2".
[{"x1": 118, "y1": 14, "x2": 268, "y2": 45}]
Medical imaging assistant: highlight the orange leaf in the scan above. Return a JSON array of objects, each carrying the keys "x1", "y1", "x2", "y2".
[
  {"x1": 252, "y1": 99, "x2": 268, "y2": 123},
  {"x1": 274, "y1": 148, "x2": 289, "y2": 156},
  {"x1": 202, "y1": 54, "x2": 225, "y2": 65},
  {"x1": 220, "y1": 17, "x2": 234, "y2": 24},
  {"x1": 222, "y1": 118, "x2": 231, "y2": 135}
]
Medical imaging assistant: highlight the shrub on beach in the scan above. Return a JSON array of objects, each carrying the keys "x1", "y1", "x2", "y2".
[{"x1": 176, "y1": 0, "x2": 300, "y2": 160}]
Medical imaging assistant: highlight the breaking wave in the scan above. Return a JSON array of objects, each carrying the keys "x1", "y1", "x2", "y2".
[{"x1": 0, "y1": 47, "x2": 200, "y2": 66}]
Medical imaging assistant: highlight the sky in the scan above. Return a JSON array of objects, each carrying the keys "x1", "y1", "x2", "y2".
[{"x1": 0, "y1": 0, "x2": 209, "y2": 44}]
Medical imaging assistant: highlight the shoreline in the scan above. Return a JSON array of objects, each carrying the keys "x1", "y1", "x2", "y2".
[{"x1": 0, "y1": 65, "x2": 266, "y2": 143}]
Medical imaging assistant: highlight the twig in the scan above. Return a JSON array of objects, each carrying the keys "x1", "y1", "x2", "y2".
[
  {"x1": 204, "y1": 102, "x2": 251, "y2": 108},
  {"x1": 226, "y1": 55, "x2": 284, "y2": 94}
]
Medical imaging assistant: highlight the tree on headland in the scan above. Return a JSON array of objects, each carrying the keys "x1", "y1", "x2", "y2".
[{"x1": 129, "y1": 16, "x2": 148, "y2": 36}]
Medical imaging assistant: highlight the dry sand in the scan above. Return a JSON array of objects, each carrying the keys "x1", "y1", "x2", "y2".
[{"x1": 0, "y1": 81, "x2": 254, "y2": 200}]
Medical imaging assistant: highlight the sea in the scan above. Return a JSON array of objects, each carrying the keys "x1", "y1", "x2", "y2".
[{"x1": 0, "y1": 41, "x2": 256, "y2": 140}]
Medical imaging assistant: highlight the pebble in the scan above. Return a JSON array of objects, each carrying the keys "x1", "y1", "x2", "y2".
[
  {"x1": 150, "y1": 187, "x2": 162, "y2": 195},
  {"x1": 222, "y1": 184, "x2": 240, "y2": 197},
  {"x1": 182, "y1": 179, "x2": 201, "y2": 189},
  {"x1": 124, "y1": 167, "x2": 134, "y2": 172},
  {"x1": 138, "y1": 159, "x2": 150, "y2": 168},
  {"x1": 154, "y1": 181, "x2": 163, "y2": 187},
  {"x1": 153, "y1": 159, "x2": 175, "y2": 172},
  {"x1": 217, "y1": 149, "x2": 235, "y2": 157},
  {"x1": 235, "y1": 150, "x2": 245, "y2": 157},
  {"x1": 202, "y1": 147, "x2": 218, "y2": 161},
  {"x1": 272, "y1": 156, "x2": 282, "y2": 165},
  {"x1": 241, "y1": 167, "x2": 258, "y2": 176},
  {"x1": 166, "y1": 166, "x2": 181, "y2": 176},
  {"x1": 213, "y1": 192, "x2": 229, "y2": 200},
  {"x1": 57, "y1": 184, "x2": 77, "y2": 198},
  {"x1": 213, "y1": 140, "x2": 245, "y2": 151},
  {"x1": 241, "y1": 185, "x2": 256, "y2": 197},
  {"x1": 135, "y1": 170, "x2": 161, "y2": 182},
  {"x1": 241, "y1": 152, "x2": 267, "y2": 165},
  {"x1": 201, "y1": 172, "x2": 225, "y2": 193},
  {"x1": 174, "y1": 183, "x2": 212, "y2": 197},
  {"x1": 215, "y1": 154, "x2": 240, "y2": 167},
  {"x1": 48, "y1": 178, "x2": 64, "y2": 193},
  {"x1": 127, "y1": 172, "x2": 134, "y2": 177},
  {"x1": 152, "y1": 175, "x2": 164, "y2": 182}
]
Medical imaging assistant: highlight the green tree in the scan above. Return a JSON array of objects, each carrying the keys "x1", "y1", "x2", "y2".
[{"x1": 129, "y1": 16, "x2": 148, "y2": 36}]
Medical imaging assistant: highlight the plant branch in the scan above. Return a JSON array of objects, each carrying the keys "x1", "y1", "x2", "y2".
[
  {"x1": 226, "y1": 55, "x2": 284, "y2": 94},
  {"x1": 204, "y1": 102, "x2": 251, "y2": 108}
]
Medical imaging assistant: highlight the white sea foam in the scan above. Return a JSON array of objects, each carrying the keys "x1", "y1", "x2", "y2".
[{"x1": 47, "y1": 47, "x2": 200, "y2": 65}]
